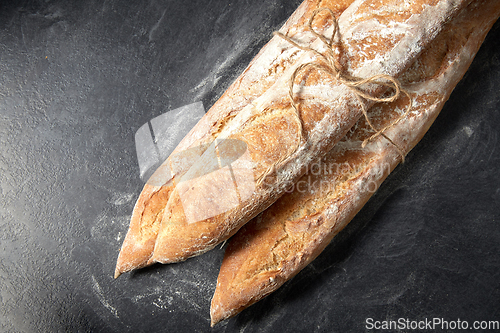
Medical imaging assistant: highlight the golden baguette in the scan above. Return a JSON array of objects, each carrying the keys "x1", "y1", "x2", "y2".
[
  {"x1": 150, "y1": 0, "x2": 472, "y2": 264},
  {"x1": 210, "y1": 0, "x2": 500, "y2": 325},
  {"x1": 114, "y1": 0, "x2": 353, "y2": 278}
]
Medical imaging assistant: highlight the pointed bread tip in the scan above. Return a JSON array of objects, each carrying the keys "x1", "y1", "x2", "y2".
[
  {"x1": 210, "y1": 298, "x2": 227, "y2": 327},
  {"x1": 210, "y1": 311, "x2": 220, "y2": 327},
  {"x1": 114, "y1": 266, "x2": 122, "y2": 279}
]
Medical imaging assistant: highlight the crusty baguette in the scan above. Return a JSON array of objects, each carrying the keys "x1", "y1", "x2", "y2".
[
  {"x1": 149, "y1": 0, "x2": 472, "y2": 264},
  {"x1": 114, "y1": 0, "x2": 353, "y2": 278},
  {"x1": 210, "y1": 0, "x2": 500, "y2": 325}
]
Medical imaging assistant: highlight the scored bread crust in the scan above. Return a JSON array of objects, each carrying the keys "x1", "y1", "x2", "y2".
[
  {"x1": 150, "y1": 0, "x2": 472, "y2": 265},
  {"x1": 113, "y1": 0, "x2": 355, "y2": 277},
  {"x1": 210, "y1": 0, "x2": 500, "y2": 325}
]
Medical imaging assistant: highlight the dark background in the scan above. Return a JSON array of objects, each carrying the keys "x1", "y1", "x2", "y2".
[{"x1": 1, "y1": 1, "x2": 499, "y2": 332}]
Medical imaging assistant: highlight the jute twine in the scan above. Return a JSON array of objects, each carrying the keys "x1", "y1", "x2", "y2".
[{"x1": 256, "y1": 8, "x2": 412, "y2": 185}]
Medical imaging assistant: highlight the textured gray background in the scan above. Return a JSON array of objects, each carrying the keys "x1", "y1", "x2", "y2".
[{"x1": 0, "y1": 1, "x2": 499, "y2": 332}]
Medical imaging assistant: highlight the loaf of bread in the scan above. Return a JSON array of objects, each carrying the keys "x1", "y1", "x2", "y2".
[
  {"x1": 116, "y1": 0, "x2": 473, "y2": 276},
  {"x1": 114, "y1": 0, "x2": 352, "y2": 278},
  {"x1": 210, "y1": 0, "x2": 500, "y2": 325},
  {"x1": 149, "y1": 0, "x2": 471, "y2": 265}
]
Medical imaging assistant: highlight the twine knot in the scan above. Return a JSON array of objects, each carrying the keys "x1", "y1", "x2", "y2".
[
  {"x1": 255, "y1": 8, "x2": 412, "y2": 186},
  {"x1": 274, "y1": 7, "x2": 412, "y2": 162}
]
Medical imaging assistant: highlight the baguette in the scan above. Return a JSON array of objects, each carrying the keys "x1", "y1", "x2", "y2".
[
  {"x1": 150, "y1": 0, "x2": 471, "y2": 264},
  {"x1": 210, "y1": 0, "x2": 500, "y2": 325},
  {"x1": 114, "y1": 0, "x2": 352, "y2": 278}
]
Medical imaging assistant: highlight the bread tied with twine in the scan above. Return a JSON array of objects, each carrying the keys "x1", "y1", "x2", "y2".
[{"x1": 272, "y1": 7, "x2": 412, "y2": 169}]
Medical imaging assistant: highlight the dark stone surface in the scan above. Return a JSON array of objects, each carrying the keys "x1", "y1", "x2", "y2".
[{"x1": 0, "y1": 1, "x2": 498, "y2": 332}]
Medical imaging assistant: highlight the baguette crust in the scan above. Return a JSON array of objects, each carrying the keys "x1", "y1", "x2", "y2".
[
  {"x1": 114, "y1": 0, "x2": 350, "y2": 277},
  {"x1": 210, "y1": 0, "x2": 500, "y2": 325},
  {"x1": 150, "y1": 0, "x2": 472, "y2": 264}
]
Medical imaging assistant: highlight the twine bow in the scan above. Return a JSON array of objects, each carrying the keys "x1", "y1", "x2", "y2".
[
  {"x1": 255, "y1": 7, "x2": 412, "y2": 186},
  {"x1": 274, "y1": 7, "x2": 412, "y2": 160}
]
